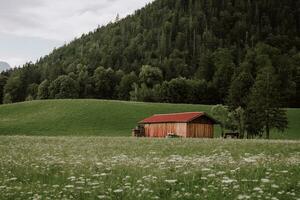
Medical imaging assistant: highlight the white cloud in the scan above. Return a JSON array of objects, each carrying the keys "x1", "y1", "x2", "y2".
[
  {"x1": 0, "y1": 57, "x2": 26, "y2": 68},
  {"x1": 0, "y1": 0, "x2": 153, "y2": 41},
  {"x1": 0, "y1": 0, "x2": 154, "y2": 66}
]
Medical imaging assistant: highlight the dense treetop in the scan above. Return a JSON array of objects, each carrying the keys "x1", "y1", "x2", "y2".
[{"x1": 1, "y1": 0, "x2": 299, "y2": 109}]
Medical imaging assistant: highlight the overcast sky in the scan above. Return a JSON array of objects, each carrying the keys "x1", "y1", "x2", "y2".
[{"x1": 0, "y1": 0, "x2": 153, "y2": 67}]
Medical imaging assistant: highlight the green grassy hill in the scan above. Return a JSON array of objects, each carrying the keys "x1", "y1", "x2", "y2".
[{"x1": 0, "y1": 99, "x2": 298, "y2": 139}]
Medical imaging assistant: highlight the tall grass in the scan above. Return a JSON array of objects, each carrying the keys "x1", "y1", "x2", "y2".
[{"x1": 0, "y1": 137, "x2": 299, "y2": 199}]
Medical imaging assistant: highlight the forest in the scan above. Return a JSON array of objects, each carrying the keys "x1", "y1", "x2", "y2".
[{"x1": 0, "y1": 0, "x2": 299, "y2": 136}]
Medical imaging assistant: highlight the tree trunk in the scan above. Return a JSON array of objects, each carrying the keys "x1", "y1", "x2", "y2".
[
  {"x1": 239, "y1": 121, "x2": 244, "y2": 139},
  {"x1": 266, "y1": 124, "x2": 270, "y2": 139},
  {"x1": 221, "y1": 125, "x2": 224, "y2": 138}
]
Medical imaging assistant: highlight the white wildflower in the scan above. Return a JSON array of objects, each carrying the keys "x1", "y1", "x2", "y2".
[
  {"x1": 216, "y1": 171, "x2": 226, "y2": 176},
  {"x1": 253, "y1": 187, "x2": 262, "y2": 192},
  {"x1": 201, "y1": 168, "x2": 211, "y2": 172},
  {"x1": 222, "y1": 177, "x2": 236, "y2": 184},
  {"x1": 222, "y1": 179, "x2": 235, "y2": 184},
  {"x1": 271, "y1": 184, "x2": 279, "y2": 189},
  {"x1": 243, "y1": 158, "x2": 256, "y2": 163},
  {"x1": 237, "y1": 194, "x2": 251, "y2": 200},
  {"x1": 233, "y1": 185, "x2": 239, "y2": 189},
  {"x1": 165, "y1": 179, "x2": 177, "y2": 184},
  {"x1": 113, "y1": 189, "x2": 123, "y2": 193},
  {"x1": 93, "y1": 174, "x2": 100, "y2": 177},
  {"x1": 261, "y1": 178, "x2": 270, "y2": 183},
  {"x1": 280, "y1": 170, "x2": 288, "y2": 174}
]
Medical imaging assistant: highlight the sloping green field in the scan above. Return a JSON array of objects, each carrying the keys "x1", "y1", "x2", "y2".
[{"x1": 0, "y1": 99, "x2": 298, "y2": 139}]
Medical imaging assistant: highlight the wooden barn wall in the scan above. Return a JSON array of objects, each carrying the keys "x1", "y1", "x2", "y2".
[
  {"x1": 190, "y1": 116, "x2": 214, "y2": 124},
  {"x1": 187, "y1": 123, "x2": 214, "y2": 138},
  {"x1": 144, "y1": 123, "x2": 187, "y2": 137}
]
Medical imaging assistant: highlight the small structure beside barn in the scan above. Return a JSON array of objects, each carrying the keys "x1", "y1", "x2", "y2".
[{"x1": 133, "y1": 112, "x2": 218, "y2": 138}]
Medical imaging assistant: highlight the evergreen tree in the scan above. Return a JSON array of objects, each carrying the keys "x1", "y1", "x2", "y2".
[
  {"x1": 195, "y1": 51, "x2": 214, "y2": 81},
  {"x1": 211, "y1": 104, "x2": 230, "y2": 138},
  {"x1": 49, "y1": 75, "x2": 79, "y2": 99},
  {"x1": 246, "y1": 63, "x2": 288, "y2": 139},
  {"x1": 26, "y1": 83, "x2": 39, "y2": 100},
  {"x1": 227, "y1": 65, "x2": 254, "y2": 109},
  {"x1": 212, "y1": 48, "x2": 235, "y2": 102},
  {"x1": 160, "y1": 77, "x2": 190, "y2": 103},
  {"x1": 93, "y1": 67, "x2": 117, "y2": 99},
  {"x1": 130, "y1": 83, "x2": 155, "y2": 102},
  {"x1": 118, "y1": 72, "x2": 138, "y2": 100},
  {"x1": 77, "y1": 65, "x2": 92, "y2": 98},
  {"x1": 37, "y1": 80, "x2": 50, "y2": 100},
  {"x1": 139, "y1": 65, "x2": 163, "y2": 87},
  {"x1": 3, "y1": 73, "x2": 24, "y2": 103},
  {"x1": 3, "y1": 93, "x2": 12, "y2": 104},
  {"x1": 229, "y1": 107, "x2": 246, "y2": 138},
  {"x1": 0, "y1": 75, "x2": 8, "y2": 104}
]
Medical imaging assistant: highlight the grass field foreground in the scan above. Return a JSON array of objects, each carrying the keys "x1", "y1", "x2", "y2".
[
  {"x1": 0, "y1": 137, "x2": 299, "y2": 199},
  {"x1": 0, "y1": 99, "x2": 299, "y2": 139}
]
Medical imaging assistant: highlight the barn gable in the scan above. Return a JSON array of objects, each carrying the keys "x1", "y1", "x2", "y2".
[{"x1": 139, "y1": 112, "x2": 218, "y2": 124}]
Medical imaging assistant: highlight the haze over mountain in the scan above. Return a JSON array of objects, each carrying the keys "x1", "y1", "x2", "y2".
[
  {"x1": 0, "y1": 61, "x2": 11, "y2": 72},
  {"x1": 0, "y1": 0, "x2": 299, "y2": 108}
]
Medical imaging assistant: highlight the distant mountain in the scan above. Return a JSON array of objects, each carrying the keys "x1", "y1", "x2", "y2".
[{"x1": 0, "y1": 61, "x2": 11, "y2": 72}]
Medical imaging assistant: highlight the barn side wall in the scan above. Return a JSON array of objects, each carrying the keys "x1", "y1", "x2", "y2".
[
  {"x1": 190, "y1": 116, "x2": 214, "y2": 124},
  {"x1": 144, "y1": 123, "x2": 187, "y2": 137},
  {"x1": 187, "y1": 123, "x2": 214, "y2": 138}
]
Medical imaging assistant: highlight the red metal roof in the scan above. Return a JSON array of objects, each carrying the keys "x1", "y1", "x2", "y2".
[{"x1": 140, "y1": 112, "x2": 211, "y2": 123}]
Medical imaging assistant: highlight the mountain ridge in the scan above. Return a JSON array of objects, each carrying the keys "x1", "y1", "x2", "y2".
[{"x1": 0, "y1": 61, "x2": 11, "y2": 72}]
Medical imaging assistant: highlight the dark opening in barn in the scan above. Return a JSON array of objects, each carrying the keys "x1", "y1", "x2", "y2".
[{"x1": 133, "y1": 112, "x2": 218, "y2": 138}]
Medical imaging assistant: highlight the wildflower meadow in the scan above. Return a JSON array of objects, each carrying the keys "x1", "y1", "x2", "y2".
[{"x1": 0, "y1": 137, "x2": 299, "y2": 200}]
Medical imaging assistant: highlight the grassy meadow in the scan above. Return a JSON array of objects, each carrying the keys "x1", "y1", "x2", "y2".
[
  {"x1": 0, "y1": 100, "x2": 299, "y2": 199},
  {"x1": 0, "y1": 137, "x2": 299, "y2": 200},
  {"x1": 0, "y1": 99, "x2": 299, "y2": 139}
]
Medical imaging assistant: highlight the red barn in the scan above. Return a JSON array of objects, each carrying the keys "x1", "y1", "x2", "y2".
[{"x1": 135, "y1": 112, "x2": 218, "y2": 138}]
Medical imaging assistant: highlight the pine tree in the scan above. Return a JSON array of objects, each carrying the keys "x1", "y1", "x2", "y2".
[
  {"x1": 37, "y1": 80, "x2": 50, "y2": 100},
  {"x1": 246, "y1": 60, "x2": 288, "y2": 139},
  {"x1": 227, "y1": 64, "x2": 254, "y2": 109},
  {"x1": 212, "y1": 48, "x2": 235, "y2": 102}
]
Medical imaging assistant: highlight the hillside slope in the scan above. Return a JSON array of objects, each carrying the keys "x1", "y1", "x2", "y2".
[
  {"x1": 0, "y1": 0, "x2": 299, "y2": 107},
  {"x1": 0, "y1": 99, "x2": 298, "y2": 139},
  {"x1": 37, "y1": 0, "x2": 300, "y2": 75}
]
